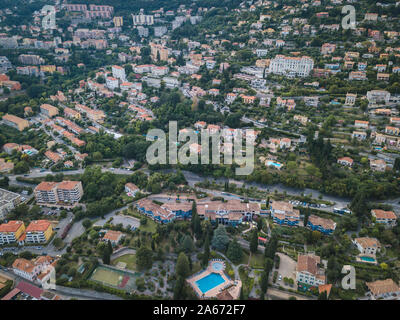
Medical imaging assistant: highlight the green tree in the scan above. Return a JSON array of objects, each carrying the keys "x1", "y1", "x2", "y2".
[
  {"x1": 250, "y1": 229, "x2": 258, "y2": 253},
  {"x1": 226, "y1": 239, "x2": 243, "y2": 264},
  {"x1": 202, "y1": 234, "x2": 210, "y2": 267},
  {"x1": 211, "y1": 225, "x2": 230, "y2": 251},
  {"x1": 136, "y1": 246, "x2": 153, "y2": 270},
  {"x1": 176, "y1": 252, "x2": 190, "y2": 278}
]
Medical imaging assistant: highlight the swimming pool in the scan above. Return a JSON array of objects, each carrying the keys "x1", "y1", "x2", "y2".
[
  {"x1": 360, "y1": 256, "x2": 376, "y2": 262},
  {"x1": 212, "y1": 261, "x2": 224, "y2": 272},
  {"x1": 195, "y1": 273, "x2": 226, "y2": 294},
  {"x1": 266, "y1": 161, "x2": 283, "y2": 168}
]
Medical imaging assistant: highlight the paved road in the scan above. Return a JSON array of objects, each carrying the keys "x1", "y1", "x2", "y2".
[{"x1": 0, "y1": 269, "x2": 122, "y2": 300}]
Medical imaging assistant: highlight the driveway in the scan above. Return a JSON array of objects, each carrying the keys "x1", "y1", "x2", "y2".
[{"x1": 274, "y1": 253, "x2": 297, "y2": 289}]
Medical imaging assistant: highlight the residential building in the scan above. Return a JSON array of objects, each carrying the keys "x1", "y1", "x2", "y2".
[
  {"x1": 0, "y1": 221, "x2": 25, "y2": 245},
  {"x1": 112, "y1": 65, "x2": 126, "y2": 82},
  {"x1": 369, "y1": 159, "x2": 387, "y2": 172},
  {"x1": 2, "y1": 114, "x2": 30, "y2": 131},
  {"x1": 366, "y1": 279, "x2": 400, "y2": 300},
  {"x1": 307, "y1": 215, "x2": 336, "y2": 235},
  {"x1": 125, "y1": 183, "x2": 139, "y2": 197},
  {"x1": 136, "y1": 199, "x2": 192, "y2": 224},
  {"x1": 40, "y1": 104, "x2": 59, "y2": 118},
  {"x1": 268, "y1": 55, "x2": 314, "y2": 77},
  {"x1": 337, "y1": 157, "x2": 354, "y2": 167},
  {"x1": 102, "y1": 230, "x2": 124, "y2": 245},
  {"x1": 34, "y1": 181, "x2": 83, "y2": 205},
  {"x1": 371, "y1": 209, "x2": 397, "y2": 227},
  {"x1": 25, "y1": 220, "x2": 53, "y2": 244},
  {"x1": 296, "y1": 254, "x2": 326, "y2": 287},
  {"x1": 270, "y1": 201, "x2": 300, "y2": 226},
  {"x1": 197, "y1": 200, "x2": 260, "y2": 226},
  {"x1": 353, "y1": 237, "x2": 381, "y2": 255}
]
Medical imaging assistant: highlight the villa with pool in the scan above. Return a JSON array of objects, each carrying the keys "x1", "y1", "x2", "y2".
[{"x1": 187, "y1": 260, "x2": 242, "y2": 299}]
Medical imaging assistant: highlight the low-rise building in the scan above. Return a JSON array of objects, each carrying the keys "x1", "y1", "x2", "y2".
[
  {"x1": 366, "y1": 279, "x2": 400, "y2": 300},
  {"x1": 2, "y1": 114, "x2": 30, "y2": 131},
  {"x1": 307, "y1": 215, "x2": 336, "y2": 235},
  {"x1": 371, "y1": 209, "x2": 397, "y2": 227},
  {"x1": 270, "y1": 201, "x2": 300, "y2": 226},
  {"x1": 353, "y1": 237, "x2": 381, "y2": 255},
  {"x1": 125, "y1": 183, "x2": 139, "y2": 197},
  {"x1": 296, "y1": 254, "x2": 326, "y2": 287}
]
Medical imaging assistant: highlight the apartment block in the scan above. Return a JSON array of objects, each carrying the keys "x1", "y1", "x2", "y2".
[
  {"x1": 25, "y1": 220, "x2": 53, "y2": 244},
  {"x1": 34, "y1": 181, "x2": 83, "y2": 205},
  {"x1": 2, "y1": 114, "x2": 30, "y2": 131}
]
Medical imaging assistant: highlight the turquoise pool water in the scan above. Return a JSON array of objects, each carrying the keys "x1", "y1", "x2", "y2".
[
  {"x1": 212, "y1": 262, "x2": 224, "y2": 271},
  {"x1": 360, "y1": 256, "x2": 375, "y2": 262},
  {"x1": 266, "y1": 161, "x2": 282, "y2": 168},
  {"x1": 195, "y1": 273, "x2": 225, "y2": 293}
]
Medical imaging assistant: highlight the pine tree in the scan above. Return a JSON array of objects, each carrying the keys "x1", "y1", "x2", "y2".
[
  {"x1": 250, "y1": 229, "x2": 258, "y2": 253},
  {"x1": 202, "y1": 235, "x2": 210, "y2": 267}
]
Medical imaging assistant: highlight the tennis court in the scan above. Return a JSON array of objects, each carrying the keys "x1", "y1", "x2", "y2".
[
  {"x1": 90, "y1": 266, "x2": 123, "y2": 287},
  {"x1": 90, "y1": 265, "x2": 141, "y2": 291}
]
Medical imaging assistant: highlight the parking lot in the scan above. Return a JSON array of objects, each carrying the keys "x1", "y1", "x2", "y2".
[
  {"x1": 273, "y1": 253, "x2": 297, "y2": 289},
  {"x1": 95, "y1": 214, "x2": 140, "y2": 231}
]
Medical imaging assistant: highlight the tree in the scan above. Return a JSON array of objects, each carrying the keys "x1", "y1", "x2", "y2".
[
  {"x1": 136, "y1": 246, "x2": 153, "y2": 270},
  {"x1": 394, "y1": 158, "x2": 400, "y2": 171},
  {"x1": 181, "y1": 235, "x2": 194, "y2": 253},
  {"x1": 211, "y1": 225, "x2": 230, "y2": 251},
  {"x1": 173, "y1": 275, "x2": 186, "y2": 299},
  {"x1": 260, "y1": 270, "x2": 269, "y2": 294},
  {"x1": 318, "y1": 291, "x2": 328, "y2": 300},
  {"x1": 257, "y1": 218, "x2": 263, "y2": 231},
  {"x1": 102, "y1": 248, "x2": 110, "y2": 264},
  {"x1": 226, "y1": 239, "x2": 243, "y2": 264},
  {"x1": 82, "y1": 219, "x2": 92, "y2": 229},
  {"x1": 191, "y1": 202, "x2": 201, "y2": 238},
  {"x1": 202, "y1": 234, "x2": 210, "y2": 267},
  {"x1": 250, "y1": 230, "x2": 258, "y2": 253},
  {"x1": 176, "y1": 252, "x2": 190, "y2": 278}
]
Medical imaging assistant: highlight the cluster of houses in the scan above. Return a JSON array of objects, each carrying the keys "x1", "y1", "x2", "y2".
[{"x1": 0, "y1": 220, "x2": 53, "y2": 246}]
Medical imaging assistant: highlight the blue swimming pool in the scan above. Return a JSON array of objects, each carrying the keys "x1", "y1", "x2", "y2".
[
  {"x1": 266, "y1": 161, "x2": 282, "y2": 168},
  {"x1": 195, "y1": 273, "x2": 226, "y2": 293},
  {"x1": 360, "y1": 256, "x2": 376, "y2": 262}
]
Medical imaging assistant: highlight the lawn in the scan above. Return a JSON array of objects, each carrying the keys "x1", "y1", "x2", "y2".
[
  {"x1": 112, "y1": 254, "x2": 136, "y2": 270},
  {"x1": 129, "y1": 210, "x2": 158, "y2": 233},
  {"x1": 249, "y1": 252, "x2": 265, "y2": 269}
]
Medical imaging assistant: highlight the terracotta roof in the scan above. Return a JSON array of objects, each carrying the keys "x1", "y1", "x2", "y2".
[
  {"x1": 355, "y1": 237, "x2": 381, "y2": 249},
  {"x1": 103, "y1": 230, "x2": 123, "y2": 242},
  {"x1": 0, "y1": 220, "x2": 24, "y2": 233},
  {"x1": 318, "y1": 284, "x2": 332, "y2": 297},
  {"x1": 371, "y1": 209, "x2": 397, "y2": 220},
  {"x1": 12, "y1": 258, "x2": 36, "y2": 274},
  {"x1": 308, "y1": 215, "x2": 336, "y2": 230},
  {"x1": 296, "y1": 254, "x2": 321, "y2": 276},
  {"x1": 26, "y1": 220, "x2": 51, "y2": 233},
  {"x1": 366, "y1": 279, "x2": 399, "y2": 296},
  {"x1": 35, "y1": 181, "x2": 58, "y2": 192},
  {"x1": 56, "y1": 181, "x2": 81, "y2": 190}
]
